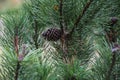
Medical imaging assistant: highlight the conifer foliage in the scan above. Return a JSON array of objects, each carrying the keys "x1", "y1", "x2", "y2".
[{"x1": 0, "y1": 0, "x2": 120, "y2": 80}]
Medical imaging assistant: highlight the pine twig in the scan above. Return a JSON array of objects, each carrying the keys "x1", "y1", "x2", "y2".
[
  {"x1": 14, "y1": 27, "x2": 20, "y2": 80},
  {"x1": 106, "y1": 17, "x2": 118, "y2": 80},
  {"x1": 106, "y1": 53, "x2": 116, "y2": 80},
  {"x1": 14, "y1": 36, "x2": 19, "y2": 56},
  {"x1": 70, "y1": 0, "x2": 93, "y2": 35},
  {"x1": 59, "y1": 0, "x2": 68, "y2": 63},
  {"x1": 14, "y1": 44, "x2": 27, "y2": 80},
  {"x1": 14, "y1": 27, "x2": 19, "y2": 56},
  {"x1": 59, "y1": 0, "x2": 64, "y2": 33},
  {"x1": 61, "y1": 35, "x2": 68, "y2": 63},
  {"x1": 14, "y1": 62, "x2": 20, "y2": 80},
  {"x1": 33, "y1": 20, "x2": 39, "y2": 49}
]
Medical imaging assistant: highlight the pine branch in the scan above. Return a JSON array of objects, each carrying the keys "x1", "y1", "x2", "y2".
[
  {"x1": 106, "y1": 17, "x2": 118, "y2": 43},
  {"x1": 59, "y1": 0, "x2": 64, "y2": 33},
  {"x1": 59, "y1": 0, "x2": 68, "y2": 63},
  {"x1": 106, "y1": 53, "x2": 116, "y2": 80},
  {"x1": 33, "y1": 20, "x2": 39, "y2": 49},
  {"x1": 14, "y1": 62, "x2": 20, "y2": 80},
  {"x1": 70, "y1": 0, "x2": 93, "y2": 35},
  {"x1": 14, "y1": 27, "x2": 20, "y2": 80},
  {"x1": 14, "y1": 27, "x2": 19, "y2": 56},
  {"x1": 105, "y1": 17, "x2": 118, "y2": 80}
]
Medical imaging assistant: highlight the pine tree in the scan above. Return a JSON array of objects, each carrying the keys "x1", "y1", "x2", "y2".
[{"x1": 0, "y1": 0, "x2": 120, "y2": 80}]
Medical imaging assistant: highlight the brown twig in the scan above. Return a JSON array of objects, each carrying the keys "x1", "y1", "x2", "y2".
[
  {"x1": 14, "y1": 27, "x2": 20, "y2": 80},
  {"x1": 14, "y1": 36, "x2": 19, "y2": 56},
  {"x1": 107, "y1": 27, "x2": 117, "y2": 43},
  {"x1": 59, "y1": 0, "x2": 64, "y2": 33},
  {"x1": 106, "y1": 53, "x2": 116, "y2": 80},
  {"x1": 70, "y1": 0, "x2": 93, "y2": 35},
  {"x1": 14, "y1": 27, "x2": 19, "y2": 56},
  {"x1": 14, "y1": 62, "x2": 20, "y2": 80},
  {"x1": 33, "y1": 20, "x2": 39, "y2": 49},
  {"x1": 105, "y1": 17, "x2": 118, "y2": 80},
  {"x1": 61, "y1": 34, "x2": 68, "y2": 63},
  {"x1": 59, "y1": 0, "x2": 68, "y2": 63}
]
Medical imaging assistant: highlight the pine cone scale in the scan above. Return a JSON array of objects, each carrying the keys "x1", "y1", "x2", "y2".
[{"x1": 42, "y1": 28, "x2": 62, "y2": 41}]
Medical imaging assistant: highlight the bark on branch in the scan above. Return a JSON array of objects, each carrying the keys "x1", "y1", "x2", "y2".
[
  {"x1": 34, "y1": 20, "x2": 39, "y2": 49},
  {"x1": 70, "y1": 0, "x2": 93, "y2": 35},
  {"x1": 106, "y1": 53, "x2": 116, "y2": 80},
  {"x1": 14, "y1": 27, "x2": 20, "y2": 80},
  {"x1": 14, "y1": 62, "x2": 20, "y2": 80},
  {"x1": 59, "y1": 0, "x2": 64, "y2": 33}
]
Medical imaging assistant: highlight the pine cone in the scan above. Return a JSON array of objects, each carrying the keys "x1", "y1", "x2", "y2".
[{"x1": 42, "y1": 28, "x2": 62, "y2": 41}]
